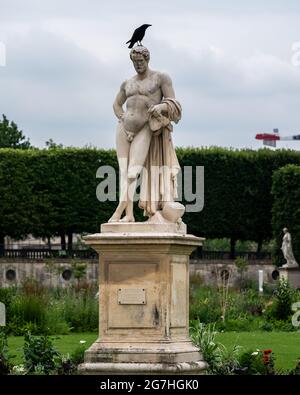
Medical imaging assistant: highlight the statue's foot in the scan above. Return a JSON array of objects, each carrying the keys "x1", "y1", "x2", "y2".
[
  {"x1": 282, "y1": 262, "x2": 298, "y2": 269},
  {"x1": 108, "y1": 213, "x2": 121, "y2": 223},
  {"x1": 119, "y1": 215, "x2": 135, "y2": 223}
]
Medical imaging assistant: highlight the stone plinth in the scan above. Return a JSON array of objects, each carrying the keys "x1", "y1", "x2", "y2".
[
  {"x1": 78, "y1": 224, "x2": 207, "y2": 374},
  {"x1": 279, "y1": 266, "x2": 300, "y2": 289}
]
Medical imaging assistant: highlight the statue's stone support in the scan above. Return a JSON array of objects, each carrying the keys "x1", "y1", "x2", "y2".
[
  {"x1": 279, "y1": 266, "x2": 300, "y2": 289},
  {"x1": 79, "y1": 226, "x2": 207, "y2": 374}
]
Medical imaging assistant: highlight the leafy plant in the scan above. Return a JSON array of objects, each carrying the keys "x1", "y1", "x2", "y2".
[
  {"x1": 70, "y1": 342, "x2": 86, "y2": 365},
  {"x1": 267, "y1": 278, "x2": 294, "y2": 321},
  {"x1": 0, "y1": 114, "x2": 31, "y2": 149},
  {"x1": 190, "y1": 321, "x2": 241, "y2": 374},
  {"x1": 238, "y1": 349, "x2": 277, "y2": 375},
  {"x1": 56, "y1": 354, "x2": 76, "y2": 375},
  {"x1": 190, "y1": 321, "x2": 219, "y2": 367},
  {"x1": 23, "y1": 331, "x2": 60, "y2": 374},
  {"x1": 0, "y1": 330, "x2": 12, "y2": 375}
]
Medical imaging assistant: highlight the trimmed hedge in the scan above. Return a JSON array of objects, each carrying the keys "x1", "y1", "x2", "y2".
[
  {"x1": 1, "y1": 147, "x2": 300, "y2": 250},
  {"x1": 272, "y1": 165, "x2": 300, "y2": 266}
]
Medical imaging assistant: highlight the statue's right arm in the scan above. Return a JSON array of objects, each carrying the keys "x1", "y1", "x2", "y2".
[{"x1": 113, "y1": 82, "x2": 127, "y2": 120}]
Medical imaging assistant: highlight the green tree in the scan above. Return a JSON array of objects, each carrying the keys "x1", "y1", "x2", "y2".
[
  {"x1": 45, "y1": 138, "x2": 63, "y2": 149},
  {"x1": 0, "y1": 115, "x2": 31, "y2": 149},
  {"x1": 0, "y1": 150, "x2": 36, "y2": 253}
]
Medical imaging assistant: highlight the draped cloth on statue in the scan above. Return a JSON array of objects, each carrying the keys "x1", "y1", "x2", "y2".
[{"x1": 139, "y1": 98, "x2": 182, "y2": 217}]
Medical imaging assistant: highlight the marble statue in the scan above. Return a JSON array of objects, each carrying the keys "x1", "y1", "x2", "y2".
[
  {"x1": 108, "y1": 46, "x2": 184, "y2": 224},
  {"x1": 281, "y1": 227, "x2": 298, "y2": 268}
]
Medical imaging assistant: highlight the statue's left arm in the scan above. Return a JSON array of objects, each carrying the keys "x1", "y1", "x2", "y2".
[
  {"x1": 148, "y1": 73, "x2": 181, "y2": 124},
  {"x1": 161, "y1": 73, "x2": 175, "y2": 100}
]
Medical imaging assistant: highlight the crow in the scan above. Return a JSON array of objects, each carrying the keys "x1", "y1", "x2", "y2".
[{"x1": 126, "y1": 24, "x2": 152, "y2": 48}]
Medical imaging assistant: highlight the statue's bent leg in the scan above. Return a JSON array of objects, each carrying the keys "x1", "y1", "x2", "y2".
[
  {"x1": 120, "y1": 125, "x2": 152, "y2": 222},
  {"x1": 108, "y1": 123, "x2": 130, "y2": 222}
]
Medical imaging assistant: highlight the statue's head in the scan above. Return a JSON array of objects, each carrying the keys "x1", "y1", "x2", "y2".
[
  {"x1": 283, "y1": 227, "x2": 288, "y2": 233},
  {"x1": 130, "y1": 46, "x2": 150, "y2": 74}
]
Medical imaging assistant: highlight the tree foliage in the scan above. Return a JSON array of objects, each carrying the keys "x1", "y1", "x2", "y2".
[{"x1": 0, "y1": 115, "x2": 31, "y2": 149}]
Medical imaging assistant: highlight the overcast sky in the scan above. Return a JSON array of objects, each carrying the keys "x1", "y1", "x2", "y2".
[{"x1": 1, "y1": 0, "x2": 300, "y2": 150}]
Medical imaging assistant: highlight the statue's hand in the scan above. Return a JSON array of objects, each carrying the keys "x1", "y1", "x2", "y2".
[{"x1": 148, "y1": 103, "x2": 167, "y2": 118}]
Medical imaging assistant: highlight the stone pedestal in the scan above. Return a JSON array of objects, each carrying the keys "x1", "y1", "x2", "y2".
[
  {"x1": 79, "y1": 223, "x2": 207, "y2": 374},
  {"x1": 279, "y1": 266, "x2": 300, "y2": 289}
]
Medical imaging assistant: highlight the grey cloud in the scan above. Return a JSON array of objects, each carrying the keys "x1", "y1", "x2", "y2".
[
  {"x1": 0, "y1": 28, "x2": 121, "y2": 147},
  {"x1": 1, "y1": 1, "x2": 300, "y2": 150}
]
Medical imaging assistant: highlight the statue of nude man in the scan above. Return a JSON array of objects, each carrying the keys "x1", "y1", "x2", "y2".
[{"x1": 109, "y1": 46, "x2": 179, "y2": 223}]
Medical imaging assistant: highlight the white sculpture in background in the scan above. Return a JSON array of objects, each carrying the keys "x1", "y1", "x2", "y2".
[
  {"x1": 281, "y1": 227, "x2": 298, "y2": 268},
  {"x1": 108, "y1": 45, "x2": 184, "y2": 225}
]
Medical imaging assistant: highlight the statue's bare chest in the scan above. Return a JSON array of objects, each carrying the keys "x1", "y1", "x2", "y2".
[{"x1": 125, "y1": 75, "x2": 161, "y2": 97}]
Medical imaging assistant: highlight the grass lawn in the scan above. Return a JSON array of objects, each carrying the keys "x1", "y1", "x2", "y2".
[
  {"x1": 7, "y1": 331, "x2": 300, "y2": 371},
  {"x1": 216, "y1": 331, "x2": 300, "y2": 370}
]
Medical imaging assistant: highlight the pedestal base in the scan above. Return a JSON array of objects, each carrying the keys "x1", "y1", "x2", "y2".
[
  {"x1": 79, "y1": 225, "x2": 206, "y2": 375},
  {"x1": 279, "y1": 266, "x2": 300, "y2": 289},
  {"x1": 79, "y1": 339, "x2": 207, "y2": 374},
  {"x1": 79, "y1": 361, "x2": 207, "y2": 375}
]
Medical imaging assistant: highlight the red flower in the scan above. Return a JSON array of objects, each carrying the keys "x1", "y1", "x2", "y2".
[
  {"x1": 263, "y1": 349, "x2": 272, "y2": 355},
  {"x1": 262, "y1": 355, "x2": 270, "y2": 365}
]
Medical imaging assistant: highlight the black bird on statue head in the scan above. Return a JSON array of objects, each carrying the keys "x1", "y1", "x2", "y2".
[{"x1": 126, "y1": 24, "x2": 152, "y2": 48}]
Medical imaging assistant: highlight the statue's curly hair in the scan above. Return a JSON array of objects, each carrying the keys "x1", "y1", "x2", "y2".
[{"x1": 130, "y1": 46, "x2": 150, "y2": 62}]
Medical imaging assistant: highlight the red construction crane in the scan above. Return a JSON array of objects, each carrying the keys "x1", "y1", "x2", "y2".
[{"x1": 255, "y1": 128, "x2": 300, "y2": 147}]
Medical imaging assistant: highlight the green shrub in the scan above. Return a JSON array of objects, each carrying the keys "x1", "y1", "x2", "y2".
[
  {"x1": 23, "y1": 331, "x2": 60, "y2": 374},
  {"x1": 245, "y1": 289, "x2": 265, "y2": 315},
  {"x1": 60, "y1": 291, "x2": 98, "y2": 332},
  {"x1": 190, "y1": 321, "x2": 241, "y2": 374},
  {"x1": 219, "y1": 317, "x2": 254, "y2": 332},
  {"x1": 189, "y1": 286, "x2": 221, "y2": 323},
  {"x1": 259, "y1": 321, "x2": 273, "y2": 331},
  {"x1": 56, "y1": 355, "x2": 76, "y2": 375},
  {"x1": 267, "y1": 319, "x2": 296, "y2": 332},
  {"x1": 9, "y1": 294, "x2": 47, "y2": 334},
  {"x1": 0, "y1": 330, "x2": 12, "y2": 375},
  {"x1": 71, "y1": 345, "x2": 86, "y2": 365},
  {"x1": 189, "y1": 285, "x2": 273, "y2": 330},
  {"x1": 44, "y1": 301, "x2": 71, "y2": 335},
  {"x1": 1, "y1": 285, "x2": 98, "y2": 335},
  {"x1": 266, "y1": 278, "x2": 294, "y2": 321},
  {"x1": 190, "y1": 321, "x2": 220, "y2": 368},
  {"x1": 238, "y1": 349, "x2": 276, "y2": 375}
]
